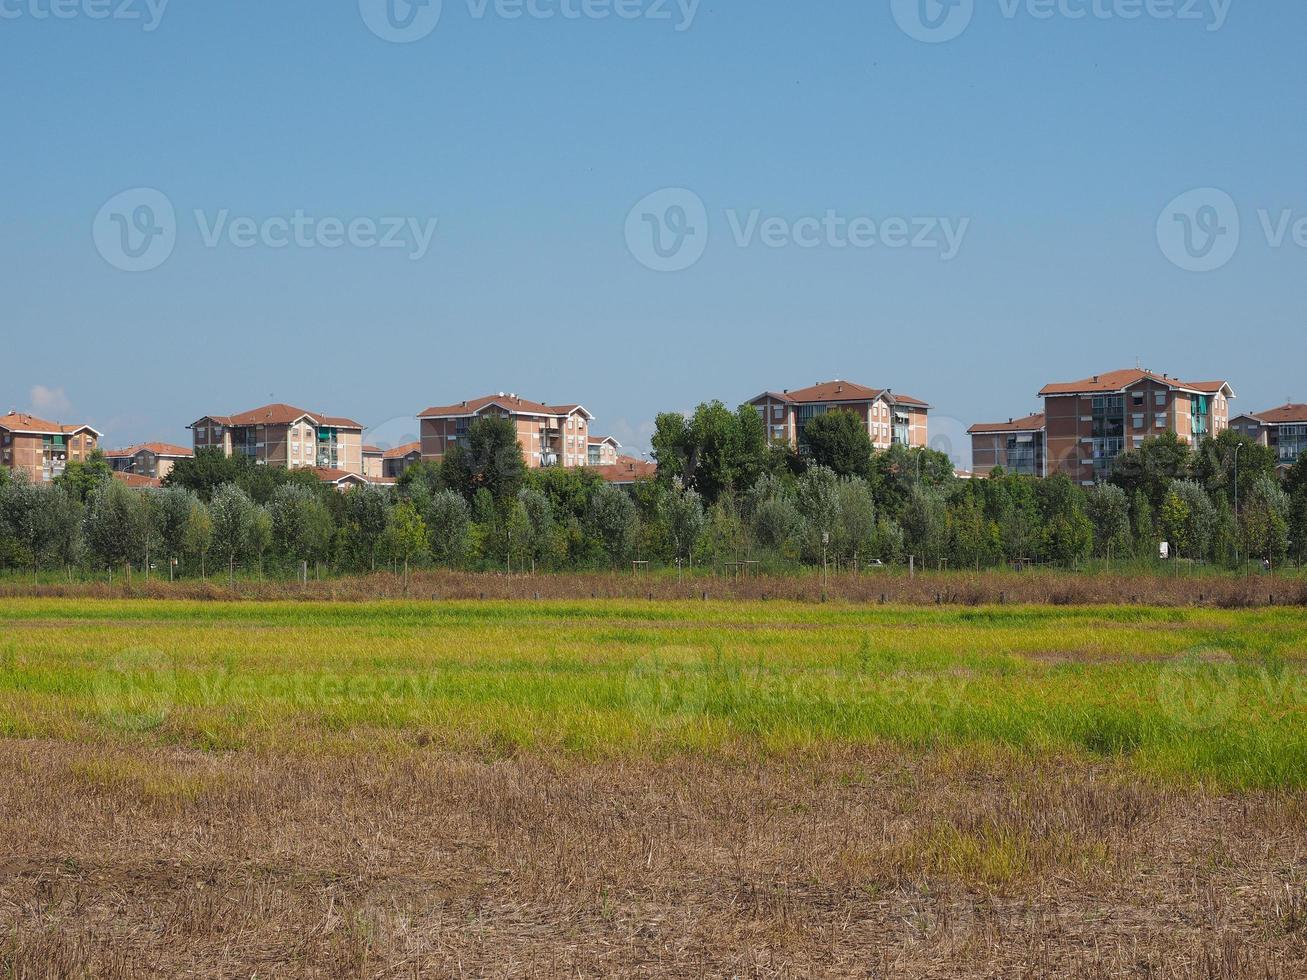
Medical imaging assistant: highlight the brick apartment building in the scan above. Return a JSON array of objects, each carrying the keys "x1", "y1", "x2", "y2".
[
  {"x1": 417, "y1": 394, "x2": 599, "y2": 469},
  {"x1": 188, "y1": 404, "x2": 366, "y2": 475},
  {"x1": 362, "y1": 445, "x2": 384, "y2": 480},
  {"x1": 1231, "y1": 404, "x2": 1307, "y2": 469},
  {"x1": 382, "y1": 442, "x2": 422, "y2": 479},
  {"x1": 1037, "y1": 369, "x2": 1232, "y2": 483},
  {"x1": 0, "y1": 412, "x2": 101, "y2": 483},
  {"x1": 105, "y1": 443, "x2": 194, "y2": 481},
  {"x1": 747, "y1": 380, "x2": 930, "y2": 454},
  {"x1": 967, "y1": 413, "x2": 1047, "y2": 478}
]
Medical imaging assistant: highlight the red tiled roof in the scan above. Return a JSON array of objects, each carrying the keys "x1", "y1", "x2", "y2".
[
  {"x1": 750, "y1": 380, "x2": 930, "y2": 409},
  {"x1": 968, "y1": 412, "x2": 1046, "y2": 435},
  {"x1": 105, "y1": 442, "x2": 193, "y2": 459},
  {"x1": 0, "y1": 412, "x2": 101, "y2": 437},
  {"x1": 112, "y1": 471, "x2": 162, "y2": 489},
  {"x1": 363, "y1": 445, "x2": 384, "y2": 455},
  {"x1": 382, "y1": 441, "x2": 422, "y2": 459},
  {"x1": 311, "y1": 467, "x2": 368, "y2": 485},
  {"x1": 418, "y1": 395, "x2": 593, "y2": 420},
  {"x1": 593, "y1": 456, "x2": 657, "y2": 484},
  {"x1": 588, "y1": 435, "x2": 620, "y2": 446},
  {"x1": 1243, "y1": 403, "x2": 1307, "y2": 425},
  {"x1": 311, "y1": 468, "x2": 395, "y2": 487},
  {"x1": 194, "y1": 404, "x2": 363, "y2": 430},
  {"x1": 1038, "y1": 369, "x2": 1233, "y2": 398}
]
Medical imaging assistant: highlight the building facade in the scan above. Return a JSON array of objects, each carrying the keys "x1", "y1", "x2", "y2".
[
  {"x1": 189, "y1": 404, "x2": 365, "y2": 475},
  {"x1": 588, "y1": 436, "x2": 621, "y2": 467},
  {"x1": 417, "y1": 394, "x2": 596, "y2": 469},
  {"x1": 748, "y1": 380, "x2": 930, "y2": 454},
  {"x1": 105, "y1": 443, "x2": 193, "y2": 481},
  {"x1": 0, "y1": 412, "x2": 101, "y2": 483},
  {"x1": 968, "y1": 413, "x2": 1047, "y2": 478},
  {"x1": 382, "y1": 442, "x2": 422, "y2": 479},
  {"x1": 1230, "y1": 404, "x2": 1307, "y2": 469},
  {"x1": 1038, "y1": 369, "x2": 1232, "y2": 483}
]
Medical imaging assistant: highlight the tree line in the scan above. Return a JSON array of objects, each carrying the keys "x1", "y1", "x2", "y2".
[{"x1": 1, "y1": 407, "x2": 1304, "y2": 580}]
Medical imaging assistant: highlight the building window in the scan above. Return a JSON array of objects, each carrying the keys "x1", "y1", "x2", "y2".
[
  {"x1": 1155, "y1": 392, "x2": 1167, "y2": 407},
  {"x1": 1155, "y1": 414, "x2": 1167, "y2": 428}
]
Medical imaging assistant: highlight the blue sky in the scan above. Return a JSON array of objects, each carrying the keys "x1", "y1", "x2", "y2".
[{"x1": 3, "y1": 0, "x2": 1305, "y2": 465}]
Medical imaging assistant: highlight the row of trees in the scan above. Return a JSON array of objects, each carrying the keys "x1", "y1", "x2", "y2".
[{"x1": 1, "y1": 409, "x2": 1304, "y2": 579}]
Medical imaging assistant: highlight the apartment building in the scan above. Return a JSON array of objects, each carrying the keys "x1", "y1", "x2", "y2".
[
  {"x1": 1230, "y1": 404, "x2": 1307, "y2": 469},
  {"x1": 748, "y1": 380, "x2": 930, "y2": 453},
  {"x1": 362, "y1": 445, "x2": 384, "y2": 480},
  {"x1": 588, "y1": 436, "x2": 621, "y2": 467},
  {"x1": 417, "y1": 394, "x2": 596, "y2": 469},
  {"x1": 968, "y1": 413, "x2": 1047, "y2": 478},
  {"x1": 189, "y1": 404, "x2": 365, "y2": 475},
  {"x1": 105, "y1": 443, "x2": 193, "y2": 481},
  {"x1": 1039, "y1": 369, "x2": 1233, "y2": 483},
  {"x1": 0, "y1": 412, "x2": 101, "y2": 482},
  {"x1": 382, "y1": 442, "x2": 422, "y2": 479}
]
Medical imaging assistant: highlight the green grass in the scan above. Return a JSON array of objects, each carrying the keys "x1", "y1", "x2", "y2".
[{"x1": 1, "y1": 598, "x2": 1305, "y2": 789}]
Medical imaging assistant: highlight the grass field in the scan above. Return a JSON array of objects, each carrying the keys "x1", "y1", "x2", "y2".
[{"x1": 3, "y1": 598, "x2": 1307, "y2": 976}]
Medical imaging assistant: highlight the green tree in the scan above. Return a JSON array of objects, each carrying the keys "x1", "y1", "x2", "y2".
[
  {"x1": 1161, "y1": 480, "x2": 1216, "y2": 561},
  {"x1": 836, "y1": 477, "x2": 877, "y2": 562},
  {"x1": 342, "y1": 484, "x2": 390, "y2": 571},
  {"x1": 1084, "y1": 482, "x2": 1132, "y2": 560},
  {"x1": 1110, "y1": 431, "x2": 1193, "y2": 510},
  {"x1": 1193, "y1": 429, "x2": 1279, "y2": 509},
  {"x1": 423, "y1": 489, "x2": 471, "y2": 566},
  {"x1": 587, "y1": 483, "x2": 639, "y2": 566},
  {"x1": 53, "y1": 450, "x2": 112, "y2": 503},
  {"x1": 269, "y1": 484, "x2": 334, "y2": 568},
  {"x1": 1240, "y1": 475, "x2": 1290, "y2": 566},
  {"x1": 382, "y1": 499, "x2": 429, "y2": 580},
  {"x1": 85, "y1": 478, "x2": 148, "y2": 576},
  {"x1": 182, "y1": 498, "x2": 213, "y2": 576},
  {"x1": 652, "y1": 401, "x2": 767, "y2": 504},
  {"x1": 440, "y1": 415, "x2": 526, "y2": 504},
  {"x1": 517, "y1": 487, "x2": 559, "y2": 569},
  {"x1": 209, "y1": 483, "x2": 256, "y2": 581},
  {"x1": 802, "y1": 410, "x2": 874, "y2": 479},
  {"x1": 902, "y1": 482, "x2": 951, "y2": 566},
  {"x1": 794, "y1": 466, "x2": 842, "y2": 563},
  {"x1": 659, "y1": 485, "x2": 706, "y2": 565}
]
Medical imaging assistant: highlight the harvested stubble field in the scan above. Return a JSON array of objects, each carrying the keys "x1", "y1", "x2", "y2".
[{"x1": 2, "y1": 598, "x2": 1307, "y2": 978}]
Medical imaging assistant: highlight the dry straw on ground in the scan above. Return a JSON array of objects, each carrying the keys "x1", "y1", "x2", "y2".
[{"x1": 2, "y1": 741, "x2": 1306, "y2": 978}]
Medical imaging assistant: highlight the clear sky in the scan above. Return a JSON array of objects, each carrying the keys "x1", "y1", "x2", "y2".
[{"x1": 4, "y1": 0, "x2": 1305, "y2": 465}]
